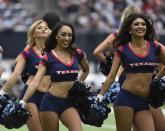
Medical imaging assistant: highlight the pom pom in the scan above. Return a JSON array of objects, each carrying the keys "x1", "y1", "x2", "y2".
[
  {"x1": 42, "y1": 12, "x2": 60, "y2": 30},
  {"x1": 99, "y1": 55, "x2": 113, "y2": 76},
  {"x1": 79, "y1": 97, "x2": 111, "y2": 127},
  {"x1": 103, "y1": 81, "x2": 120, "y2": 104},
  {"x1": 149, "y1": 77, "x2": 165, "y2": 108},
  {"x1": 0, "y1": 97, "x2": 31, "y2": 129},
  {"x1": 0, "y1": 94, "x2": 10, "y2": 116},
  {"x1": 69, "y1": 80, "x2": 111, "y2": 127},
  {"x1": 68, "y1": 80, "x2": 91, "y2": 100}
]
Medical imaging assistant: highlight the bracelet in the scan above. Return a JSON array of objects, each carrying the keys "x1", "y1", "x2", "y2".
[
  {"x1": 19, "y1": 100, "x2": 26, "y2": 108},
  {"x1": 115, "y1": 76, "x2": 119, "y2": 82},
  {"x1": 96, "y1": 94, "x2": 104, "y2": 102}
]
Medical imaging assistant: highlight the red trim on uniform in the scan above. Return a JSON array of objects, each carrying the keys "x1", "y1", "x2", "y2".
[
  {"x1": 21, "y1": 48, "x2": 30, "y2": 61},
  {"x1": 20, "y1": 54, "x2": 26, "y2": 61},
  {"x1": 154, "y1": 41, "x2": 160, "y2": 47},
  {"x1": 115, "y1": 46, "x2": 123, "y2": 59},
  {"x1": 39, "y1": 61, "x2": 46, "y2": 67},
  {"x1": 51, "y1": 50, "x2": 74, "y2": 66},
  {"x1": 128, "y1": 41, "x2": 150, "y2": 58},
  {"x1": 42, "y1": 54, "x2": 48, "y2": 61},
  {"x1": 76, "y1": 48, "x2": 85, "y2": 61},
  {"x1": 32, "y1": 47, "x2": 43, "y2": 58},
  {"x1": 112, "y1": 32, "x2": 118, "y2": 37},
  {"x1": 118, "y1": 46, "x2": 123, "y2": 52},
  {"x1": 24, "y1": 48, "x2": 30, "y2": 54},
  {"x1": 114, "y1": 52, "x2": 121, "y2": 59},
  {"x1": 76, "y1": 48, "x2": 81, "y2": 55}
]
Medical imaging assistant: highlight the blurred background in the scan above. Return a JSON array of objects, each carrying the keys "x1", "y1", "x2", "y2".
[{"x1": 0, "y1": 0, "x2": 165, "y2": 97}]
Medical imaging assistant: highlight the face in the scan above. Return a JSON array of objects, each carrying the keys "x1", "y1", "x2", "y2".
[
  {"x1": 130, "y1": 17, "x2": 146, "y2": 37},
  {"x1": 56, "y1": 25, "x2": 73, "y2": 48},
  {"x1": 34, "y1": 22, "x2": 50, "y2": 39}
]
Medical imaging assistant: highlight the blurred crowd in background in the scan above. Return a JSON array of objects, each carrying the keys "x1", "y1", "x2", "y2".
[
  {"x1": 0, "y1": 0, "x2": 165, "y2": 33},
  {"x1": 0, "y1": 0, "x2": 34, "y2": 31},
  {"x1": 58, "y1": 0, "x2": 165, "y2": 33}
]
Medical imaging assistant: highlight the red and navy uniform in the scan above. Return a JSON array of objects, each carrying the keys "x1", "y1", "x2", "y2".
[
  {"x1": 19, "y1": 47, "x2": 46, "y2": 109},
  {"x1": 21, "y1": 47, "x2": 43, "y2": 76},
  {"x1": 39, "y1": 48, "x2": 85, "y2": 115},
  {"x1": 115, "y1": 41, "x2": 160, "y2": 73},
  {"x1": 113, "y1": 41, "x2": 161, "y2": 112},
  {"x1": 40, "y1": 48, "x2": 85, "y2": 82}
]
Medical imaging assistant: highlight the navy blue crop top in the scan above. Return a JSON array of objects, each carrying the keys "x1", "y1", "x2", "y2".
[
  {"x1": 21, "y1": 47, "x2": 44, "y2": 75},
  {"x1": 115, "y1": 41, "x2": 161, "y2": 73},
  {"x1": 40, "y1": 48, "x2": 85, "y2": 82}
]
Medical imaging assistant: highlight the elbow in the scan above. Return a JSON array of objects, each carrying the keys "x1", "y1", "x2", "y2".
[
  {"x1": 93, "y1": 50, "x2": 104, "y2": 62},
  {"x1": 93, "y1": 49, "x2": 99, "y2": 57}
]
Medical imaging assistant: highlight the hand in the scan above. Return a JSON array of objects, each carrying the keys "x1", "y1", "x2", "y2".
[
  {"x1": 19, "y1": 100, "x2": 26, "y2": 108},
  {"x1": 96, "y1": 94, "x2": 104, "y2": 102}
]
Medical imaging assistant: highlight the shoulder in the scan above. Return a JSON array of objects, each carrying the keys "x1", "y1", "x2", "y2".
[
  {"x1": 106, "y1": 32, "x2": 117, "y2": 41},
  {"x1": 41, "y1": 51, "x2": 50, "y2": 60},
  {"x1": 150, "y1": 40, "x2": 162, "y2": 51},
  {"x1": 153, "y1": 41, "x2": 164, "y2": 47},
  {"x1": 76, "y1": 48, "x2": 84, "y2": 54},
  {"x1": 114, "y1": 44, "x2": 127, "y2": 59},
  {"x1": 116, "y1": 45, "x2": 124, "y2": 52},
  {"x1": 20, "y1": 47, "x2": 32, "y2": 60},
  {"x1": 23, "y1": 47, "x2": 31, "y2": 54},
  {"x1": 76, "y1": 48, "x2": 86, "y2": 62}
]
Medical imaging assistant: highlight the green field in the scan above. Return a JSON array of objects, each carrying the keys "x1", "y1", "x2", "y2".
[
  {"x1": 1, "y1": 106, "x2": 165, "y2": 131},
  {"x1": 0, "y1": 111, "x2": 116, "y2": 131}
]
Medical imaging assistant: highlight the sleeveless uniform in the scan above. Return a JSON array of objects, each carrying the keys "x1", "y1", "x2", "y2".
[
  {"x1": 39, "y1": 49, "x2": 85, "y2": 115},
  {"x1": 113, "y1": 41, "x2": 161, "y2": 112},
  {"x1": 19, "y1": 47, "x2": 46, "y2": 109}
]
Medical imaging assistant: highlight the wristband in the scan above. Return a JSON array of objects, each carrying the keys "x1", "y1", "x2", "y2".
[
  {"x1": 115, "y1": 76, "x2": 119, "y2": 82},
  {"x1": 19, "y1": 100, "x2": 26, "y2": 108},
  {"x1": 0, "y1": 89, "x2": 7, "y2": 95},
  {"x1": 96, "y1": 94, "x2": 104, "y2": 102}
]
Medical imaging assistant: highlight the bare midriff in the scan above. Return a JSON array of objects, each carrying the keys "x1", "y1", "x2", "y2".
[
  {"x1": 122, "y1": 73, "x2": 153, "y2": 97},
  {"x1": 26, "y1": 75, "x2": 51, "y2": 92}
]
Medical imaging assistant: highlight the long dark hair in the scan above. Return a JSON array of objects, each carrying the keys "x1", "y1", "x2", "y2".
[
  {"x1": 43, "y1": 21, "x2": 77, "y2": 54},
  {"x1": 147, "y1": 15, "x2": 159, "y2": 41},
  {"x1": 113, "y1": 13, "x2": 155, "y2": 48}
]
